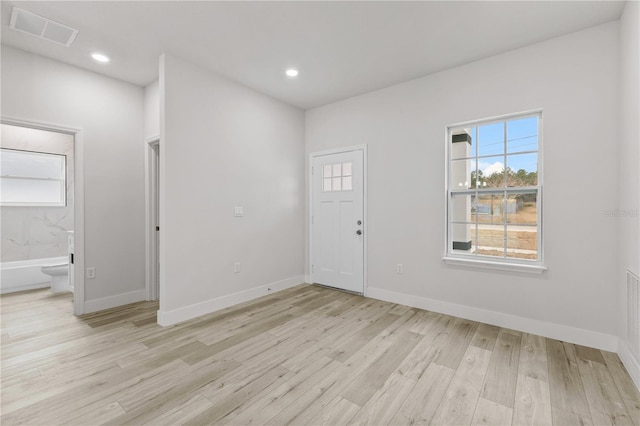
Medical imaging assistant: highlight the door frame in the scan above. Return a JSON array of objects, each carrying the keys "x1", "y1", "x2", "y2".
[
  {"x1": 309, "y1": 145, "x2": 368, "y2": 295},
  {"x1": 1, "y1": 116, "x2": 86, "y2": 315},
  {"x1": 145, "y1": 136, "x2": 160, "y2": 301}
]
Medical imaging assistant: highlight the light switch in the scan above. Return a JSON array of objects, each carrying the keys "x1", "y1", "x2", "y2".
[{"x1": 234, "y1": 206, "x2": 243, "y2": 217}]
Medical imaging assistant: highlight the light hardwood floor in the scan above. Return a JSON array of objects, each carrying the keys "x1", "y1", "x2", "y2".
[{"x1": 1, "y1": 284, "x2": 638, "y2": 425}]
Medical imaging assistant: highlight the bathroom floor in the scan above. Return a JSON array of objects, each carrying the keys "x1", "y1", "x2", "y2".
[{"x1": 1, "y1": 286, "x2": 639, "y2": 425}]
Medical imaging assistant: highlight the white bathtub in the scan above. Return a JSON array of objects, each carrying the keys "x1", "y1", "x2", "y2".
[{"x1": 1, "y1": 256, "x2": 67, "y2": 294}]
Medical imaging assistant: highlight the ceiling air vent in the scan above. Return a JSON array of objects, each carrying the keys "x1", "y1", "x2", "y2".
[{"x1": 9, "y1": 7, "x2": 78, "y2": 47}]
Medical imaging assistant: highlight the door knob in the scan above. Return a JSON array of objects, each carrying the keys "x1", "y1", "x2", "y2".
[{"x1": 356, "y1": 230, "x2": 362, "y2": 235}]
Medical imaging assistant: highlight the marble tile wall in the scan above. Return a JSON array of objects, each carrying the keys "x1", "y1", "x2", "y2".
[{"x1": 1, "y1": 124, "x2": 74, "y2": 262}]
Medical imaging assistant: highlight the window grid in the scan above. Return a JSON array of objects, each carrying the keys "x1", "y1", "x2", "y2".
[
  {"x1": 322, "y1": 162, "x2": 353, "y2": 192},
  {"x1": 448, "y1": 112, "x2": 541, "y2": 264}
]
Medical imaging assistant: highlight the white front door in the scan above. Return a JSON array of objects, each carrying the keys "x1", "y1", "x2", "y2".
[{"x1": 311, "y1": 149, "x2": 364, "y2": 293}]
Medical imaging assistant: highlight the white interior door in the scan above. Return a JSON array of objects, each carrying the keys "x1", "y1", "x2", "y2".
[
  {"x1": 147, "y1": 140, "x2": 160, "y2": 301},
  {"x1": 154, "y1": 144, "x2": 160, "y2": 300},
  {"x1": 311, "y1": 149, "x2": 364, "y2": 293}
]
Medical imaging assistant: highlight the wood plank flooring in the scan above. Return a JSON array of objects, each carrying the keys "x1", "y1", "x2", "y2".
[{"x1": 1, "y1": 284, "x2": 638, "y2": 425}]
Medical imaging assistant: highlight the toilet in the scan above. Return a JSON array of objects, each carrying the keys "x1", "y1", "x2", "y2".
[{"x1": 41, "y1": 263, "x2": 69, "y2": 293}]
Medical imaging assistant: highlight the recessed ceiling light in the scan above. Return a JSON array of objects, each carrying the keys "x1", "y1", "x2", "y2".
[
  {"x1": 91, "y1": 52, "x2": 110, "y2": 63},
  {"x1": 285, "y1": 68, "x2": 299, "y2": 78}
]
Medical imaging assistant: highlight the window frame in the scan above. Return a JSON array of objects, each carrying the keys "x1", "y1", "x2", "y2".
[
  {"x1": 0, "y1": 147, "x2": 67, "y2": 207},
  {"x1": 443, "y1": 110, "x2": 546, "y2": 273}
]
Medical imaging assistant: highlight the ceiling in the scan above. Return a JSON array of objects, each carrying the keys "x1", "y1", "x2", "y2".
[{"x1": 0, "y1": 1, "x2": 626, "y2": 110}]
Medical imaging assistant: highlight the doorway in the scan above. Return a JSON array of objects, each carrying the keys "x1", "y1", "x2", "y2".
[
  {"x1": 0, "y1": 118, "x2": 85, "y2": 315},
  {"x1": 146, "y1": 139, "x2": 160, "y2": 301},
  {"x1": 310, "y1": 146, "x2": 366, "y2": 294}
]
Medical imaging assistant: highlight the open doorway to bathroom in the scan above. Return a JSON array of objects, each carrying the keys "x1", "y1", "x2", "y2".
[{"x1": 0, "y1": 120, "x2": 84, "y2": 315}]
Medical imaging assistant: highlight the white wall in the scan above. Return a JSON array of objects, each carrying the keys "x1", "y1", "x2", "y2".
[
  {"x1": 158, "y1": 53, "x2": 305, "y2": 325},
  {"x1": 1, "y1": 46, "x2": 146, "y2": 308},
  {"x1": 618, "y1": 0, "x2": 640, "y2": 387},
  {"x1": 305, "y1": 22, "x2": 620, "y2": 349},
  {"x1": 144, "y1": 80, "x2": 160, "y2": 140}
]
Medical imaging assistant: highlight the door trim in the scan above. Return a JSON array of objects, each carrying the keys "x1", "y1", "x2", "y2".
[
  {"x1": 145, "y1": 136, "x2": 160, "y2": 301},
  {"x1": 309, "y1": 145, "x2": 368, "y2": 296},
  {"x1": 1, "y1": 116, "x2": 86, "y2": 315}
]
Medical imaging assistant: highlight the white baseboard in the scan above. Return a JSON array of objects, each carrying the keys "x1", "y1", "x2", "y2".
[
  {"x1": 0, "y1": 282, "x2": 50, "y2": 294},
  {"x1": 618, "y1": 338, "x2": 640, "y2": 391},
  {"x1": 84, "y1": 289, "x2": 147, "y2": 313},
  {"x1": 366, "y1": 286, "x2": 618, "y2": 352},
  {"x1": 157, "y1": 275, "x2": 305, "y2": 326},
  {"x1": 304, "y1": 275, "x2": 311, "y2": 284}
]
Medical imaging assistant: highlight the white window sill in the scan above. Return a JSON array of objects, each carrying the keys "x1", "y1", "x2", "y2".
[{"x1": 442, "y1": 256, "x2": 547, "y2": 274}]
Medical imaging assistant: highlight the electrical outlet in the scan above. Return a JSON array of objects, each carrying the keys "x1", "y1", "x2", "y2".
[
  {"x1": 86, "y1": 267, "x2": 96, "y2": 279},
  {"x1": 234, "y1": 262, "x2": 241, "y2": 273},
  {"x1": 396, "y1": 264, "x2": 403, "y2": 274},
  {"x1": 234, "y1": 206, "x2": 244, "y2": 217}
]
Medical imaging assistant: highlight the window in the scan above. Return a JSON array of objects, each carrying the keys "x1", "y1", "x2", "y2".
[
  {"x1": 0, "y1": 148, "x2": 66, "y2": 206},
  {"x1": 323, "y1": 162, "x2": 353, "y2": 192},
  {"x1": 445, "y1": 111, "x2": 543, "y2": 269}
]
